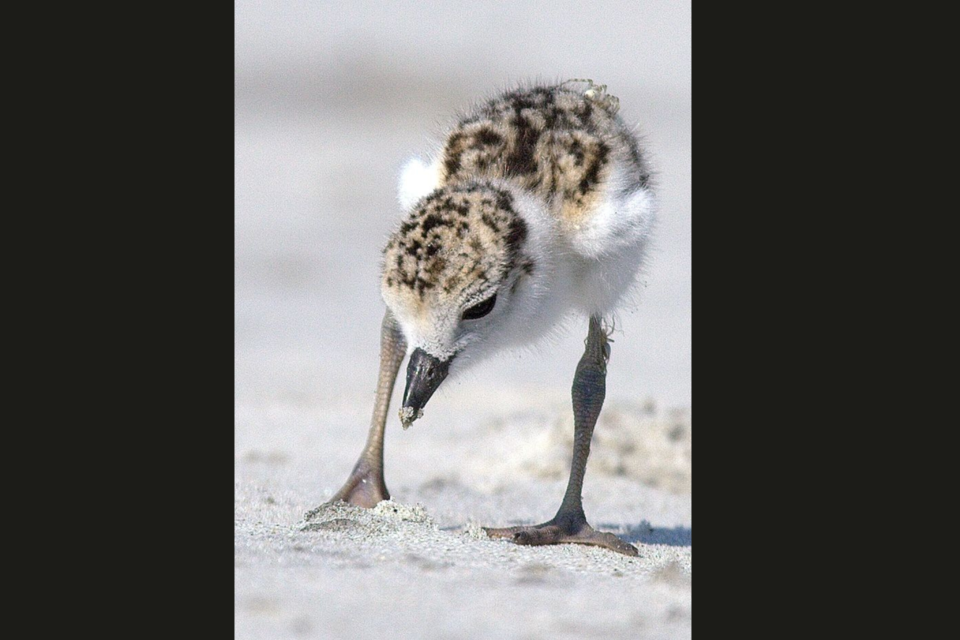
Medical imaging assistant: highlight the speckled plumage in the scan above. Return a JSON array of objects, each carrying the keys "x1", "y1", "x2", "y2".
[
  {"x1": 438, "y1": 80, "x2": 652, "y2": 226},
  {"x1": 383, "y1": 182, "x2": 528, "y2": 300},
  {"x1": 382, "y1": 80, "x2": 656, "y2": 364}
]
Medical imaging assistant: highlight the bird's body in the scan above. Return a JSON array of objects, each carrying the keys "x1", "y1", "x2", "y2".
[
  {"x1": 385, "y1": 80, "x2": 656, "y2": 373},
  {"x1": 324, "y1": 81, "x2": 656, "y2": 556}
]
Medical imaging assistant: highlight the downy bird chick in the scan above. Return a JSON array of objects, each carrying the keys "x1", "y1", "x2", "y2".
[{"x1": 326, "y1": 80, "x2": 656, "y2": 556}]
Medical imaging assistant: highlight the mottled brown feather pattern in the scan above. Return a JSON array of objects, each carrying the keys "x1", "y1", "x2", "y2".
[
  {"x1": 382, "y1": 182, "x2": 527, "y2": 301},
  {"x1": 383, "y1": 81, "x2": 648, "y2": 307},
  {"x1": 439, "y1": 82, "x2": 650, "y2": 226}
]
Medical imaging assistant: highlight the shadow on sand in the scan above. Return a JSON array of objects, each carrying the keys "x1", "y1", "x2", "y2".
[{"x1": 613, "y1": 522, "x2": 691, "y2": 547}]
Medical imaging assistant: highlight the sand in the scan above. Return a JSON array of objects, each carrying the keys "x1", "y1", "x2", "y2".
[
  {"x1": 235, "y1": 2, "x2": 690, "y2": 638},
  {"x1": 235, "y1": 387, "x2": 691, "y2": 639}
]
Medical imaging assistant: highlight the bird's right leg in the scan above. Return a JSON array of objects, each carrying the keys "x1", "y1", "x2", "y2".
[
  {"x1": 483, "y1": 316, "x2": 638, "y2": 556},
  {"x1": 325, "y1": 309, "x2": 407, "y2": 508}
]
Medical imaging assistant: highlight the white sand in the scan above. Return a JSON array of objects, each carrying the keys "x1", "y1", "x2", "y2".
[
  {"x1": 236, "y1": 2, "x2": 690, "y2": 638},
  {"x1": 236, "y1": 392, "x2": 691, "y2": 639}
]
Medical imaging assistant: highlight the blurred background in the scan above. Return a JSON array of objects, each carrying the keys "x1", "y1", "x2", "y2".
[{"x1": 235, "y1": 0, "x2": 690, "y2": 415}]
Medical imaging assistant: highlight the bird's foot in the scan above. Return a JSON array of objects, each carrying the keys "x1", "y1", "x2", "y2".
[
  {"x1": 483, "y1": 512, "x2": 638, "y2": 557},
  {"x1": 324, "y1": 460, "x2": 389, "y2": 509}
]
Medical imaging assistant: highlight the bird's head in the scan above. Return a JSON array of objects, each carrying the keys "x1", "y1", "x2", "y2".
[{"x1": 380, "y1": 181, "x2": 541, "y2": 427}]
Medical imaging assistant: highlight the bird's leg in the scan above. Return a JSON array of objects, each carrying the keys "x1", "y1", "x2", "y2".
[
  {"x1": 484, "y1": 316, "x2": 638, "y2": 556},
  {"x1": 325, "y1": 310, "x2": 407, "y2": 508}
]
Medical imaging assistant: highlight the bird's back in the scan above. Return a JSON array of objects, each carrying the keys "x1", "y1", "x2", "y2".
[{"x1": 437, "y1": 81, "x2": 653, "y2": 230}]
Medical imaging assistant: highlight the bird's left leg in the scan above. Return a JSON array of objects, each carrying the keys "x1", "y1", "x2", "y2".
[
  {"x1": 323, "y1": 309, "x2": 407, "y2": 508},
  {"x1": 484, "y1": 315, "x2": 638, "y2": 556}
]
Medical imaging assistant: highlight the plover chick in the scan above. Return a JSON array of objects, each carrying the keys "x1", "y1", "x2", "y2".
[{"x1": 326, "y1": 80, "x2": 656, "y2": 556}]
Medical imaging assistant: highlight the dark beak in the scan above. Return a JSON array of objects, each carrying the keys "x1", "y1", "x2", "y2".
[{"x1": 401, "y1": 348, "x2": 452, "y2": 422}]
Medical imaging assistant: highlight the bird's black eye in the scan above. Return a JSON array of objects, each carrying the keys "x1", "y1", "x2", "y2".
[{"x1": 462, "y1": 293, "x2": 497, "y2": 320}]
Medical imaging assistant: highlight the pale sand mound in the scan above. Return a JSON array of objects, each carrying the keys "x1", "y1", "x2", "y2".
[
  {"x1": 462, "y1": 401, "x2": 691, "y2": 493},
  {"x1": 303, "y1": 500, "x2": 435, "y2": 536}
]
